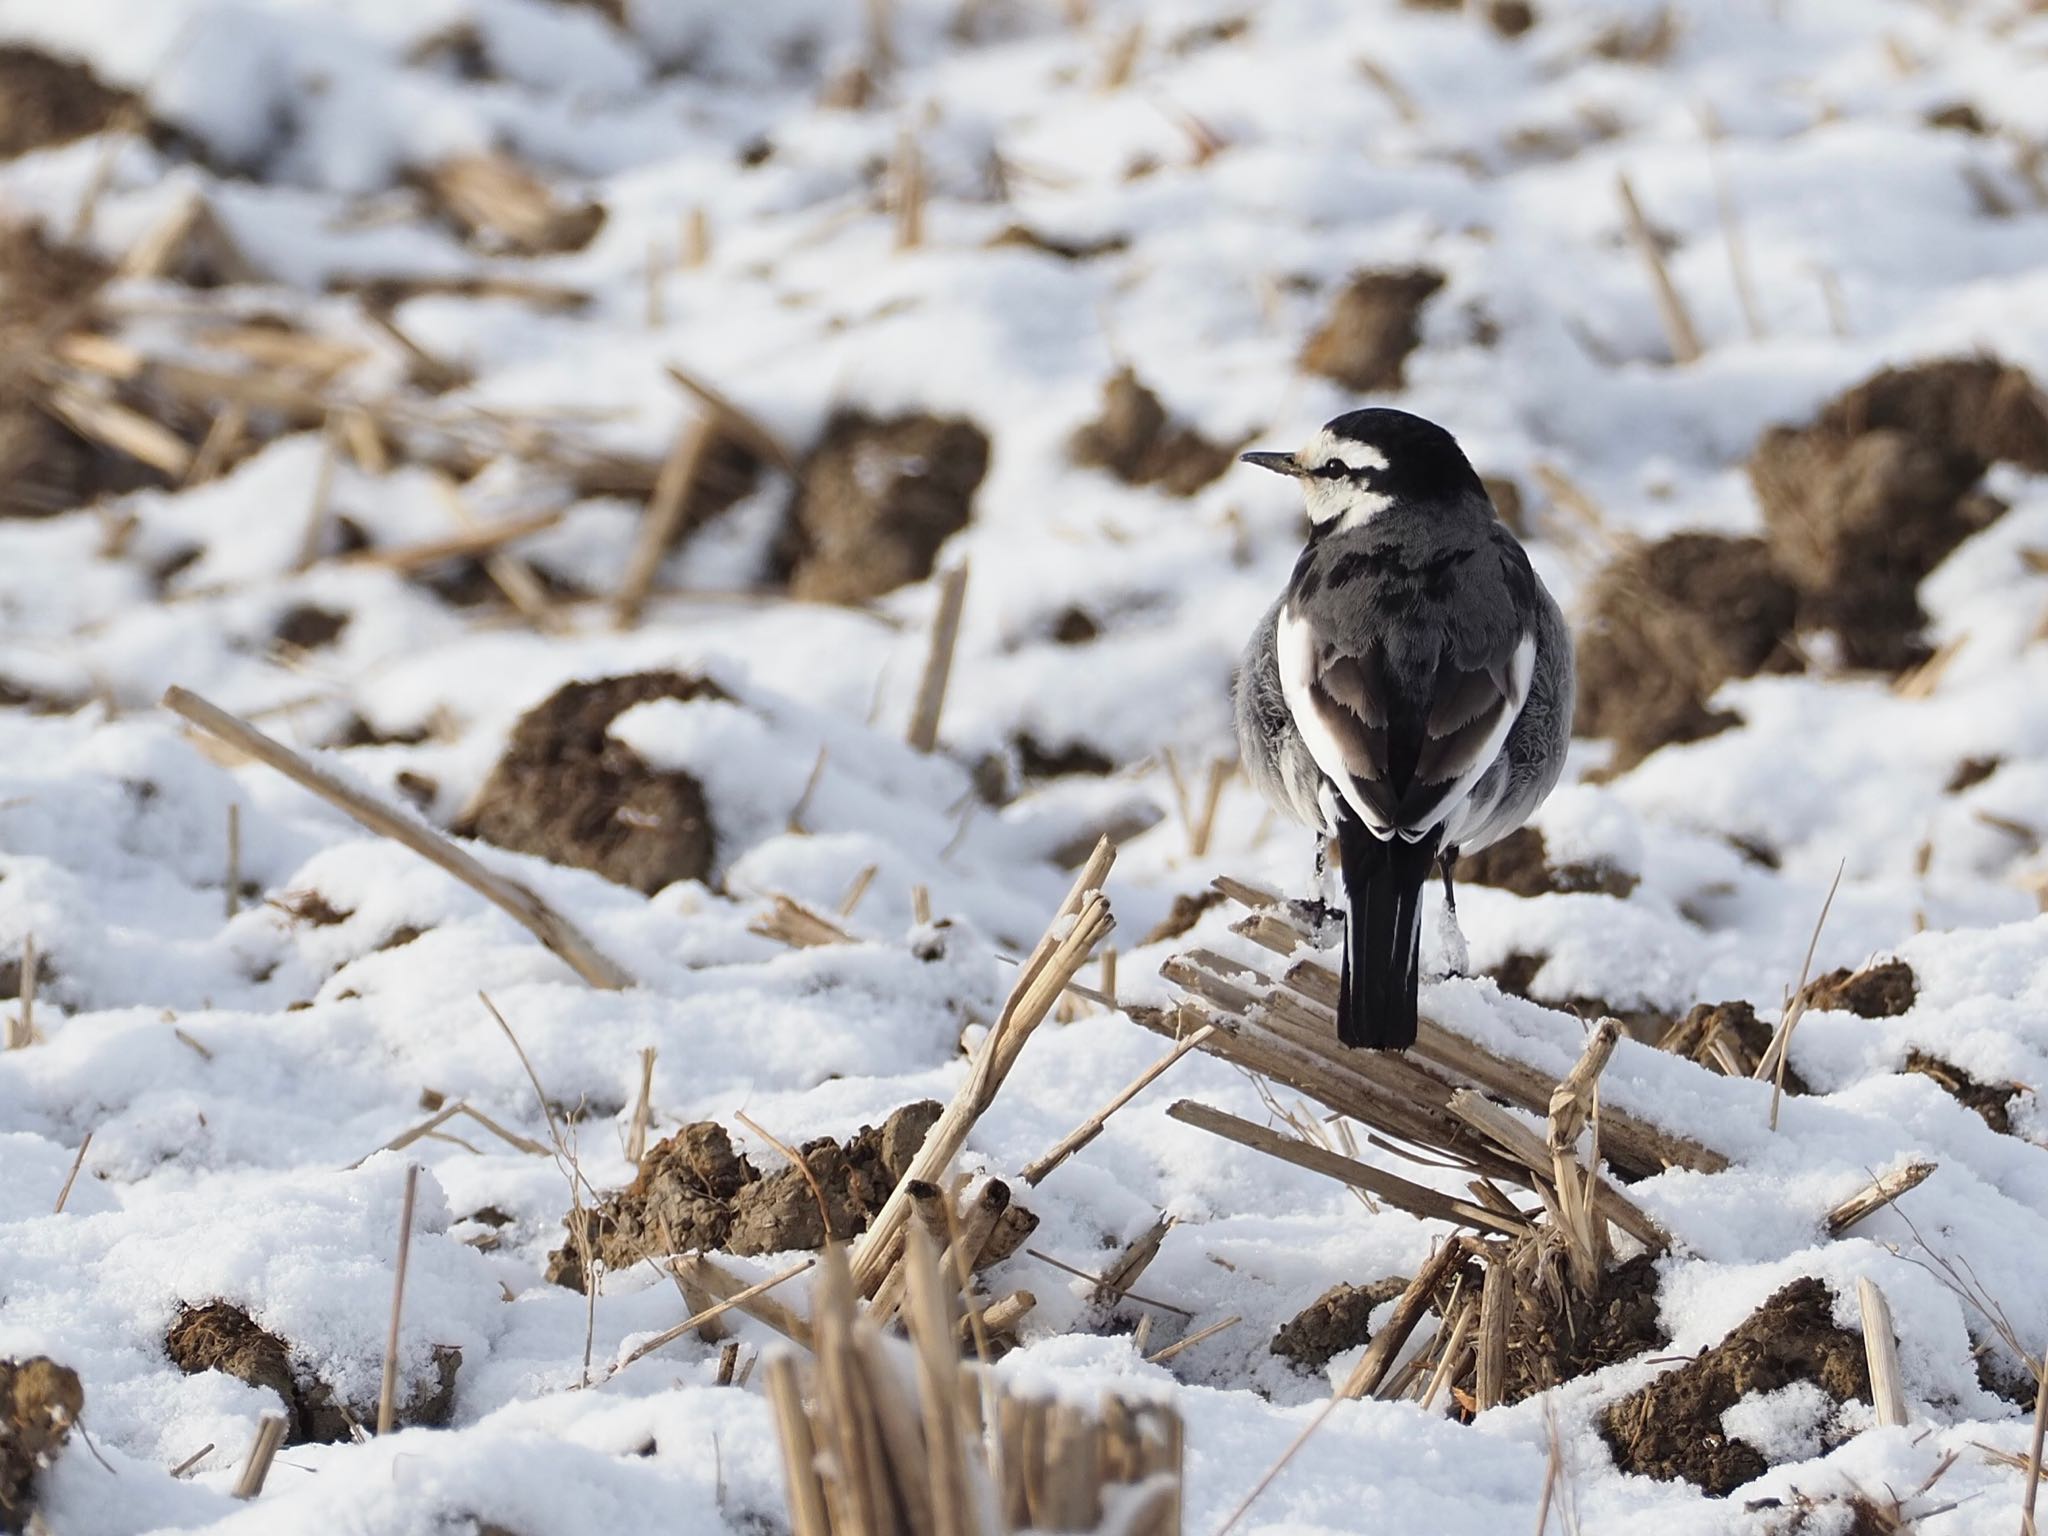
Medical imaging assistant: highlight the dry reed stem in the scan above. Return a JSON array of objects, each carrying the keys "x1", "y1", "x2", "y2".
[
  {"x1": 1756, "y1": 860, "x2": 1845, "y2": 1130},
  {"x1": 1446, "y1": 1090, "x2": 1669, "y2": 1254},
  {"x1": 677, "y1": 1253, "x2": 816, "y2": 1349},
  {"x1": 1095, "y1": 1214, "x2": 1175, "y2": 1306},
  {"x1": 1145, "y1": 1314, "x2": 1239, "y2": 1365},
  {"x1": 960, "y1": 1291, "x2": 1035, "y2": 1343},
  {"x1": 184, "y1": 398, "x2": 249, "y2": 487},
  {"x1": 627, "y1": 1047, "x2": 657, "y2": 1166},
  {"x1": 1547, "y1": 1019, "x2": 1620, "y2": 1296},
  {"x1": 1101, "y1": 22, "x2": 1143, "y2": 90},
  {"x1": 684, "y1": 207, "x2": 711, "y2": 268},
  {"x1": 1826, "y1": 1162, "x2": 1936, "y2": 1237},
  {"x1": 767, "y1": 1353, "x2": 834, "y2": 1536},
  {"x1": 717, "y1": 1342, "x2": 740, "y2": 1385},
  {"x1": 1022, "y1": 1249, "x2": 1191, "y2": 1318},
  {"x1": 750, "y1": 894, "x2": 856, "y2": 949},
  {"x1": 5, "y1": 934, "x2": 34, "y2": 1049},
  {"x1": 231, "y1": 1412, "x2": 288, "y2": 1498},
  {"x1": 838, "y1": 864, "x2": 880, "y2": 918},
  {"x1": 46, "y1": 383, "x2": 194, "y2": 478},
  {"x1": 663, "y1": 364, "x2": 798, "y2": 475},
  {"x1": 291, "y1": 422, "x2": 339, "y2": 572},
  {"x1": 1343, "y1": 1238, "x2": 1468, "y2": 1401},
  {"x1": 224, "y1": 803, "x2": 241, "y2": 919},
  {"x1": 431, "y1": 473, "x2": 560, "y2": 632},
  {"x1": 347, "y1": 1100, "x2": 552, "y2": 1167},
  {"x1": 1699, "y1": 108, "x2": 1766, "y2": 341},
  {"x1": 619, "y1": 1259, "x2": 816, "y2": 1370},
  {"x1": 1857, "y1": 1277, "x2": 1909, "y2": 1428},
  {"x1": 341, "y1": 508, "x2": 565, "y2": 571},
  {"x1": 1474, "y1": 1254, "x2": 1511, "y2": 1412},
  {"x1": 53, "y1": 1130, "x2": 93, "y2": 1213},
  {"x1": 894, "y1": 128, "x2": 926, "y2": 250},
  {"x1": 1616, "y1": 171, "x2": 1703, "y2": 364},
  {"x1": 1355, "y1": 56, "x2": 1422, "y2": 123},
  {"x1": 1019, "y1": 1023, "x2": 1214, "y2": 1186},
  {"x1": 2023, "y1": 1351, "x2": 2047, "y2": 1536},
  {"x1": 162, "y1": 687, "x2": 633, "y2": 988},
  {"x1": 907, "y1": 563, "x2": 970, "y2": 753},
  {"x1": 169, "y1": 1443, "x2": 213, "y2": 1478},
  {"x1": 848, "y1": 839, "x2": 1116, "y2": 1292},
  {"x1": 1168, "y1": 1099, "x2": 1530, "y2": 1237},
  {"x1": 377, "y1": 1164, "x2": 421, "y2": 1435},
  {"x1": 614, "y1": 414, "x2": 717, "y2": 628},
  {"x1": 789, "y1": 747, "x2": 831, "y2": 834},
  {"x1": 1894, "y1": 636, "x2": 1966, "y2": 699}
]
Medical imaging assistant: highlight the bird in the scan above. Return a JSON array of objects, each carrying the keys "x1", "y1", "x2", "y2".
[{"x1": 1233, "y1": 408, "x2": 1574, "y2": 1050}]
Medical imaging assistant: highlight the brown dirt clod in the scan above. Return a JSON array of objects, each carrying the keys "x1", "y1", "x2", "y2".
[
  {"x1": 1601, "y1": 1277, "x2": 1870, "y2": 1496},
  {"x1": 546, "y1": 1102, "x2": 954, "y2": 1291},
  {"x1": 1944, "y1": 755, "x2": 2001, "y2": 794},
  {"x1": 1573, "y1": 533, "x2": 1800, "y2": 771},
  {"x1": 1, "y1": 1356, "x2": 82, "y2": 1535},
  {"x1": 1749, "y1": 358, "x2": 2048, "y2": 670},
  {"x1": 1660, "y1": 999, "x2": 1807, "y2": 1091},
  {"x1": 1142, "y1": 889, "x2": 1228, "y2": 946},
  {"x1": 274, "y1": 603, "x2": 350, "y2": 651},
  {"x1": 782, "y1": 410, "x2": 989, "y2": 604},
  {"x1": 1271, "y1": 1277, "x2": 1407, "y2": 1372},
  {"x1": 456, "y1": 672, "x2": 726, "y2": 895},
  {"x1": 1068, "y1": 367, "x2": 1240, "y2": 497},
  {"x1": 1798, "y1": 959, "x2": 1916, "y2": 1019},
  {"x1": 1012, "y1": 732, "x2": 1117, "y2": 780},
  {"x1": 165, "y1": 1302, "x2": 458, "y2": 1445},
  {"x1": 1902, "y1": 1051, "x2": 2022, "y2": 1135},
  {"x1": 1454, "y1": 826, "x2": 1638, "y2": 899},
  {"x1": 1299, "y1": 268, "x2": 1445, "y2": 393},
  {"x1": 1503, "y1": 1251, "x2": 1663, "y2": 1404},
  {"x1": 0, "y1": 47, "x2": 131, "y2": 158}
]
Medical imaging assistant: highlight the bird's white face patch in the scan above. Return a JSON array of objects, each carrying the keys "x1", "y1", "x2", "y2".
[{"x1": 1298, "y1": 429, "x2": 1392, "y2": 532}]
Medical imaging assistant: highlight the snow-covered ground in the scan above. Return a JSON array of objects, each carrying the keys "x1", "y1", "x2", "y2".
[{"x1": 4, "y1": 0, "x2": 2048, "y2": 1531}]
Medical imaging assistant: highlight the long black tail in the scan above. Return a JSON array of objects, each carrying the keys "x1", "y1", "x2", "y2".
[{"x1": 1334, "y1": 810, "x2": 1443, "y2": 1050}]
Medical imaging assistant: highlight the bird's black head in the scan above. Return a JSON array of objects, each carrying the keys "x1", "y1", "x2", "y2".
[{"x1": 1240, "y1": 407, "x2": 1489, "y2": 532}]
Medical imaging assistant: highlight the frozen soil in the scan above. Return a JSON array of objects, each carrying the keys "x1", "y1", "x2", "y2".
[{"x1": 4, "y1": 2, "x2": 2048, "y2": 1533}]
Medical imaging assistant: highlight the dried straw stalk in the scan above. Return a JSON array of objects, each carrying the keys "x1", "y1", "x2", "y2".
[
  {"x1": 849, "y1": 838, "x2": 1116, "y2": 1294},
  {"x1": 160, "y1": 686, "x2": 633, "y2": 988}
]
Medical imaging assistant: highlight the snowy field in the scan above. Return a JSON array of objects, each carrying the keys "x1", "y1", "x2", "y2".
[{"x1": 4, "y1": 0, "x2": 2048, "y2": 1531}]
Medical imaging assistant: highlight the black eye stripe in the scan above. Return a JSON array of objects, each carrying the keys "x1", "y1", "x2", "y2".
[{"x1": 1316, "y1": 461, "x2": 1350, "y2": 480}]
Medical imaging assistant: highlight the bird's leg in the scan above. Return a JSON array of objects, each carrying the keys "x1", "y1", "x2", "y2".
[
  {"x1": 1435, "y1": 845, "x2": 1470, "y2": 978},
  {"x1": 1288, "y1": 826, "x2": 1344, "y2": 947}
]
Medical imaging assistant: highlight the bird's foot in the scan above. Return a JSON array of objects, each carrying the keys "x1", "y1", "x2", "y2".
[
  {"x1": 1434, "y1": 912, "x2": 1472, "y2": 980},
  {"x1": 1286, "y1": 896, "x2": 1345, "y2": 948}
]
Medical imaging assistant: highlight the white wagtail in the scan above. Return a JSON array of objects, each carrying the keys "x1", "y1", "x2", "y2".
[{"x1": 1234, "y1": 409, "x2": 1574, "y2": 1049}]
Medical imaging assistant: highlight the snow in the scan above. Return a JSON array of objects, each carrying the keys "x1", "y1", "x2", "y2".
[{"x1": 3, "y1": 0, "x2": 2048, "y2": 1532}]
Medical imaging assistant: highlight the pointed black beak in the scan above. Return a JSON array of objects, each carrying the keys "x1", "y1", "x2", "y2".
[{"x1": 1240, "y1": 450, "x2": 1303, "y2": 477}]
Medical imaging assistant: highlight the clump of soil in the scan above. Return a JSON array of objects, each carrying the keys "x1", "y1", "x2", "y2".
[
  {"x1": 1749, "y1": 358, "x2": 2048, "y2": 669},
  {"x1": 1, "y1": 1356, "x2": 82, "y2": 1535},
  {"x1": 1299, "y1": 268, "x2": 1444, "y2": 392},
  {"x1": 1600, "y1": 1277, "x2": 1870, "y2": 1496},
  {"x1": 1068, "y1": 368, "x2": 1240, "y2": 496},
  {"x1": 1271, "y1": 1277, "x2": 1406, "y2": 1372},
  {"x1": 1050, "y1": 606, "x2": 1100, "y2": 644},
  {"x1": 1502, "y1": 1251, "x2": 1663, "y2": 1404},
  {"x1": 1945, "y1": 755, "x2": 2001, "y2": 794},
  {"x1": 1486, "y1": 0, "x2": 1538, "y2": 38},
  {"x1": 781, "y1": 410, "x2": 989, "y2": 604},
  {"x1": 0, "y1": 221, "x2": 135, "y2": 520},
  {"x1": 1660, "y1": 1000, "x2": 1808, "y2": 1092},
  {"x1": 0, "y1": 47, "x2": 132, "y2": 158},
  {"x1": 547, "y1": 1102, "x2": 966, "y2": 1290},
  {"x1": 165, "y1": 1302, "x2": 458, "y2": 1445},
  {"x1": 1141, "y1": 889, "x2": 1227, "y2": 946},
  {"x1": 1797, "y1": 959, "x2": 1916, "y2": 1019},
  {"x1": 456, "y1": 672, "x2": 727, "y2": 895},
  {"x1": 1454, "y1": 826, "x2": 1638, "y2": 899},
  {"x1": 273, "y1": 603, "x2": 350, "y2": 651},
  {"x1": 1573, "y1": 533, "x2": 1800, "y2": 770},
  {"x1": 1902, "y1": 1051, "x2": 2023, "y2": 1135},
  {"x1": 1013, "y1": 732, "x2": 1116, "y2": 780}
]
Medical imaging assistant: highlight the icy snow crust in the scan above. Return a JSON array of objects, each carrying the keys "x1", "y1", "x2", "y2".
[{"x1": 3, "y1": 0, "x2": 2048, "y2": 1531}]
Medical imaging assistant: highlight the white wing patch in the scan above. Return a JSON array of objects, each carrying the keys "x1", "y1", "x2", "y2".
[{"x1": 1275, "y1": 603, "x2": 1390, "y2": 838}]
